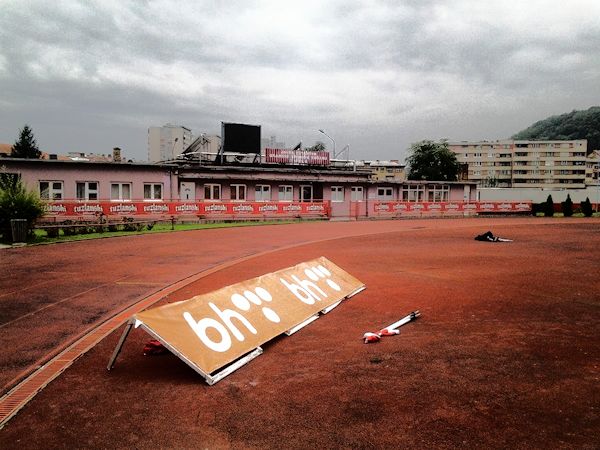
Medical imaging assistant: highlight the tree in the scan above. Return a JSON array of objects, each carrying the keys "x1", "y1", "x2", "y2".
[
  {"x1": 0, "y1": 171, "x2": 44, "y2": 240},
  {"x1": 561, "y1": 194, "x2": 573, "y2": 217},
  {"x1": 11, "y1": 125, "x2": 41, "y2": 159},
  {"x1": 405, "y1": 140, "x2": 460, "y2": 181},
  {"x1": 544, "y1": 194, "x2": 554, "y2": 217},
  {"x1": 483, "y1": 176, "x2": 498, "y2": 187},
  {"x1": 512, "y1": 106, "x2": 600, "y2": 153},
  {"x1": 581, "y1": 197, "x2": 593, "y2": 217},
  {"x1": 306, "y1": 141, "x2": 326, "y2": 152}
]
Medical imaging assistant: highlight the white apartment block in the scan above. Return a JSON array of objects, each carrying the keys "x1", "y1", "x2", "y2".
[
  {"x1": 148, "y1": 124, "x2": 194, "y2": 162},
  {"x1": 586, "y1": 150, "x2": 600, "y2": 186},
  {"x1": 449, "y1": 140, "x2": 588, "y2": 189}
]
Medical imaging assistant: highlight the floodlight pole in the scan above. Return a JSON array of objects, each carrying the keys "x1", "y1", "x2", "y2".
[{"x1": 318, "y1": 129, "x2": 336, "y2": 157}]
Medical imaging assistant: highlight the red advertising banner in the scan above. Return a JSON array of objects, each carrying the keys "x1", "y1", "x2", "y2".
[
  {"x1": 42, "y1": 201, "x2": 330, "y2": 219},
  {"x1": 371, "y1": 201, "x2": 531, "y2": 215},
  {"x1": 265, "y1": 148, "x2": 330, "y2": 166},
  {"x1": 129, "y1": 257, "x2": 365, "y2": 380}
]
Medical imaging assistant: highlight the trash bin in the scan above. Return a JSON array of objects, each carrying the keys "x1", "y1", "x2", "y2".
[{"x1": 10, "y1": 219, "x2": 28, "y2": 243}]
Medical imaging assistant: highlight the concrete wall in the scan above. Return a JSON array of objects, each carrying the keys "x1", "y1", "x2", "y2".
[{"x1": 479, "y1": 187, "x2": 600, "y2": 204}]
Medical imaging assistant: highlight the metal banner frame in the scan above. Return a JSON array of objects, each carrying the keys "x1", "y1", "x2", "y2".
[{"x1": 107, "y1": 257, "x2": 365, "y2": 385}]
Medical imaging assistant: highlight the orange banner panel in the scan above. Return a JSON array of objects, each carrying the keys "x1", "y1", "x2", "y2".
[{"x1": 134, "y1": 257, "x2": 364, "y2": 375}]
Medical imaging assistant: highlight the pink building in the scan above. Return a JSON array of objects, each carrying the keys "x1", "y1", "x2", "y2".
[{"x1": 0, "y1": 156, "x2": 525, "y2": 222}]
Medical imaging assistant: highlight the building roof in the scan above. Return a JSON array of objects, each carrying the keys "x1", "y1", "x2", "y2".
[
  {"x1": 0, "y1": 156, "x2": 177, "y2": 170},
  {"x1": 0, "y1": 143, "x2": 13, "y2": 155}
]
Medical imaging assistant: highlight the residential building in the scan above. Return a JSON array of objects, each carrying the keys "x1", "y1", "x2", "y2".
[
  {"x1": 148, "y1": 124, "x2": 193, "y2": 162},
  {"x1": 586, "y1": 150, "x2": 600, "y2": 186},
  {"x1": 449, "y1": 140, "x2": 588, "y2": 189},
  {"x1": 357, "y1": 160, "x2": 406, "y2": 182}
]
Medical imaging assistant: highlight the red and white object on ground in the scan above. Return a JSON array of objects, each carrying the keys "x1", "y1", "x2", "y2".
[{"x1": 363, "y1": 310, "x2": 421, "y2": 343}]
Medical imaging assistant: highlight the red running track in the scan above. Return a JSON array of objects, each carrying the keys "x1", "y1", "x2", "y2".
[{"x1": 0, "y1": 217, "x2": 599, "y2": 448}]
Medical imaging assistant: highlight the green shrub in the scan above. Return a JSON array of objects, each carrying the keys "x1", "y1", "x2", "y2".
[
  {"x1": 543, "y1": 195, "x2": 554, "y2": 217},
  {"x1": 122, "y1": 217, "x2": 137, "y2": 231},
  {"x1": 61, "y1": 220, "x2": 78, "y2": 236},
  {"x1": 0, "y1": 172, "x2": 44, "y2": 240},
  {"x1": 561, "y1": 194, "x2": 573, "y2": 217},
  {"x1": 581, "y1": 197, "x2": 593, "y2": 217},
  {"x1": 45, "y1": 226, "x2": 60, "y2": 238}
]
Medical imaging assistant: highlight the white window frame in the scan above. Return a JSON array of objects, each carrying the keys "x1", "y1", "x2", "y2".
[
  {"x1": 144, "y1": 183, "x2": 163, "y2": 201},
  {"x1": 39, "y1": 181, "x2": 64, "y2": 200},
  {"x1": 255, "y1": 184, "x2": 271, "y2": 202},
  {"x1": 76, "y1": 181, "x2": 99, "y2": 200},
  {"x1": 331, "y1": 186, "x2": 344, "y2": 202},
  {"x1": 278, "y1": 185, "x2": 293, "y2": 202},
  {"x1": 111, "y1": 182, "x2": 132, "y2": 201},
  {"x1": 230, "y1": 184, "x2": 246, "y2": 201},
  {"x1": 427, "y1": 185, "x2": 449, "y2": 202},
  {"x1": 204, "y1": 183, "x2": 221, "y2": 201},
  {"x1": 351, "y1": 186, "x2": 364, "y2": 202},
  {"x1": 377, "y1": 187, "x2": 394, "y2": 200},
  {"x1": 300, "y1": 185, "x2": 313, "y2": 202},
  {"x1": 401, "y1": 185, "x2": 424, "y2": 202}
]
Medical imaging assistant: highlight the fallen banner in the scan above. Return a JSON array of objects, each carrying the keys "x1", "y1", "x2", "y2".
[{"x1": 108, "y1": 257, "x2": 365, "y2": 384}]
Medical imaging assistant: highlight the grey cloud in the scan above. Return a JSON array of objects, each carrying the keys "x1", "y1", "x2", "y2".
[{"x1": 1, "y1": 0, "x2": 599, "y2": 161}]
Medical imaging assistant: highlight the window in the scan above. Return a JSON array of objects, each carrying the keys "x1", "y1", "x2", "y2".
[
  {"x1": 255, "y1": 185, "x2": 271, "y2": 201},
  {"x1": 377, "y1": 187, "x2": 394, "y2": 200},
  {"x1": 111, "y1": 183, "x2": 131, "y2": 201},
  {"x1": 331, "y1": 186, "x2": 344, "y2": 202},
  {"x1": 401, "y1": 185, "x2": 424, "y2": 202},
  {"x1": 39, "y1": 181, "x2": 64, "y2": 200},
  {"x1": 144, "y1": 183, "x2": 163, "y2": 200},
  {"x1": 76, "y1": 181, "x2": 98, "y2": 200},
  {"x1": 230, "y1": 184, "x2": 246, "y2": 201},
  {"x1": 351, "y1": 186, "x2": 364, "y2": 201},
  {"x1": 278, "y1": 185, "x2": 293, "y2": 202},
  {"x1": 204, "y1": 184, "x2": 220, "y2": 200},
  {"x1": 300, "y1": 185, "x2": 313, "y2": 202},
  {"x1": 428, "y1": 185, "x2": 449, "y2": 202}
]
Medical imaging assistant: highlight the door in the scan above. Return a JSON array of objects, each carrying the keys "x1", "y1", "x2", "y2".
[{"x1": 180, "y1": 182, "x2": 196, "y2": 201}]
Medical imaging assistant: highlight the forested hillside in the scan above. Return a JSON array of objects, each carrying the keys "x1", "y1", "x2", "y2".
[{"x1": 512, "y1": 106, "x2": 600, "y2": 152}]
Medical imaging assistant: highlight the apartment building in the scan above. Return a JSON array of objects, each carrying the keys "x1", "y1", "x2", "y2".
[
  {"x1": 586, "y1": 150, "x2": 600, "y2": 186},
  {"x1": 357, "y1": 160, "x2": 406, "y2": 182},
  {"x1": 449, "y1": 140, "x2": 588, "y2": 189},
  {"x1": 148, "y1": 124, "x2": 194, "y2": 162}
]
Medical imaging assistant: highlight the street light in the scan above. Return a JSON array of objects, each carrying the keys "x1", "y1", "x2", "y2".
[{"x1": 318, "y1": 129, "x2": 336, "y2": 157}]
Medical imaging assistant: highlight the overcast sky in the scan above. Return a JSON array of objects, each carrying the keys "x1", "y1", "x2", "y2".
[{"x1": 1, "y1": 0, "x2": 599, "y2": 161}]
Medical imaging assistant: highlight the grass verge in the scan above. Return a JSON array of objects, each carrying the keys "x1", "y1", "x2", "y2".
[{"x1": 24, "y1": 220, "x2": 307, "y2": 245}]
